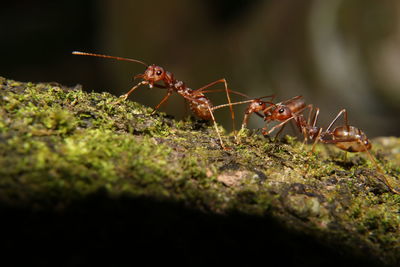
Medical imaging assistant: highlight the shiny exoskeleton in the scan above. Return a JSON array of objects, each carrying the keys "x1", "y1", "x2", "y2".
[
  {"x1": 313, "y1": 109, "x2": 371, "y2": 153},
  {"x1": 241, "y1": 96, "x2": 371, "y2": 154}
]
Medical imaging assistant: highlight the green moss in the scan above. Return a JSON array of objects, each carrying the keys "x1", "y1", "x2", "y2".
[{"x1": 1, "y1": 77, "x2": 400, "y2": 265}]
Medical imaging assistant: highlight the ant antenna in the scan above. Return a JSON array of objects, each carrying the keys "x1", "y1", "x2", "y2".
[
  {"x1": 231, "y1": 93, "x2": 275, "y2": 101},
  {"x1": 72, "y1": 51, "x2": 148, "y2": 67},
  {"x1": 212, "y1": 99, "x2": 269, "y2": 110},
  {"x1": 258, "y1": 95, "x2": 275, "y2": 101}
]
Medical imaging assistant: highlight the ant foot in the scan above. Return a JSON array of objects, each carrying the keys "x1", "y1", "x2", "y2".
[
  {"x1": 111, "y1": 94, "x2": 128, "y2": 105},
  {"x1": 236, "y1": 128, "x2": 250, "y2": 144},
  {"x1": 118, "y1": 94, "x2": 128, "y2": 101}
]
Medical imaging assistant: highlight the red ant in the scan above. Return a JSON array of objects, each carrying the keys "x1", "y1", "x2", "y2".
[
  {"x1": 72, "y1": 51, "x2": 244, "y2": 150},
  {"x1": 234, "y1": 95, "x2": 373, "y2": 156},
  {"x1": 252, "y1": 98, "x2": 370, "y2": 155},
  {"x1": 242, "y1": 95, "x2": 399, "y2": 194}
]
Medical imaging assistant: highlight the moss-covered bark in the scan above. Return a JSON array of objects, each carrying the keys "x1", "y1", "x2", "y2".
[{"x1": 1, "y1": 77, "x2": 399, "y2": 266}]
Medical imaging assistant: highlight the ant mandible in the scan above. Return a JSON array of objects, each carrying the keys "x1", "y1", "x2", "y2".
[{"x1": 72, "y1": 51, "x2": 241, "y2": 150}]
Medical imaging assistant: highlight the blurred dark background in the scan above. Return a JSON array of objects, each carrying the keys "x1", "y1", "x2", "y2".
[{"x1": 2, "y1": 0, "x2": 400, "y2": 137}]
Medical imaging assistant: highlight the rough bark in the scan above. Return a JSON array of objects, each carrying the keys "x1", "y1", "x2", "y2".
[{"x1": 1, "y1": 77, "x2": 399, "y2": 266}]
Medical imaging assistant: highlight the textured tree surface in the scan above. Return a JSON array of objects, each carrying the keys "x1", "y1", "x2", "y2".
[{"x1": 1, "y1": 77, "x2": 400, "y2": 266}]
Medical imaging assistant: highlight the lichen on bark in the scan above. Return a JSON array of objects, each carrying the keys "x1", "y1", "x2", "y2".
[{"x1": 1, "y1": 76, "x2": 399, "y2": 266}]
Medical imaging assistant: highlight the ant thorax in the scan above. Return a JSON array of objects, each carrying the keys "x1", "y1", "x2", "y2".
[
  {"x1": 307, "y1": 126, "x2": 321, "y2": 140},
  {"x1": 174, "y1": 80, "x2": 186, "y2": 91},
  {"x1": 174, "y1": 81, "x2": 195, "y2": 100}
]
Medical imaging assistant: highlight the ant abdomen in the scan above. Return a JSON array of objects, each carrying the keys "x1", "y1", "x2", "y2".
[
  {"x1": 330, "y1": 126, "x2": 371, "y2": 152},
  {"x1": 189, "y1": 96, "x2": 213, "y2": 120}
]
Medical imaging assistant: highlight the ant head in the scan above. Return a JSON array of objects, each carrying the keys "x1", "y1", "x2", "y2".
[
  {"x1": 143, "y1": 64, "x2": 166, "y2": 84},
  {"x1": 247, "y1": 99, "x2": 267, "y2": 113},
  {"x1": 268, "y1": 105, "x2": 292, "y2": 120}
]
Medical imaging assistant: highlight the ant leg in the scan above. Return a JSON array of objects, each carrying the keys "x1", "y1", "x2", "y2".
[
  {"x1": 312, "y1": 108, "x2": 319, "y2": 127},
  {"x1": 194, "y1": 78, "x2": 228, "y2": 93},
  {"x1": 274, "y1": 123, "x2": 286, "y2": 140},
  {"x1": 117, "y1": 81, "x2": 149, "y2": 101},
  {"x1": 152, "y1": 84, "x2": 168, "y2": 89},
  {"x1": 311, "y1": 107, "x2": 320, "y2": 128},
  {"x1": 212, "y1": 99, "x2": 266, "y2": 131},
  {"x1": 223, "y1": 79, "x2": 236, "y2": 138},
  {"x1": 294, "y1": 118, "x2": 308, "y2": 144},
  {"x1": 194, "y1": 79, "x2": 235, "y2": 137},
  {"x1": 326, "y1": 138, "x2": 400, "y2": 194},
  {"x1": 242, "y1": 113, "x2": 251, "y2": 130},
  {"x1": 359, "y1": 141, "x2": 400, "y2": 194},
  {"x1": 340, "y1": 138, "x2": 400, "y2": 194},
  {"x1": 212, "y1": 95, "x2": 275, "y2": 130},
  {"x1": 302, "y1": 106, "x2": 319, "y2": 144},
  {"x1": 255, "y1": 112, "x2": 265, "y2": 119},
  {"x1": 306, "y1": 105, "x2": 314, "y2": 126},
  {"x1": 212, "y1": 99, "x2": 257, "y2": 111},
  {"x1": 281, "y1": 95, "x2": 303, "y2": 106},
  {"x1": 241, "y1": 111, "x2": 264, "y2": 129},
  {"x1": 200, "y1": 88, "x2": 255, "y2": 132},
  {"x1": 199, "y1": 88, "x2": 250, "y2": 99},
  {"x1": 262, "y1": 116, "x2": 295, "y2": 136},
  {"x1": 174, "y1": 92, "x2": 230, "y2": 149},
  {"x1": 326, "y1": 109, "x2": 348, "y2": 132},
  {"x1": 207, "y1": 105, "x2": 228, "y2": 150},
  {"x1": 296, "y1": 104, "x2": 314, "y2": 128},
  {"x1": 151, "y1": 90, "x2": 173, "y2": 115},
  {"x1": 311, "y1": 128, "x2": 323, "y2": 153}
]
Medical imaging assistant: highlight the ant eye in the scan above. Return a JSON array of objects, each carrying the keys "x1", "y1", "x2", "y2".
[
  {"x1": 156, "y1": 70, "x2": 162, "y2": 76},
  {"x1": 278, "y1": 108, "x2": 285, "y2": 113},
  {"x1": 258, "y1": 102, "x2": 263, "y2": 105}
]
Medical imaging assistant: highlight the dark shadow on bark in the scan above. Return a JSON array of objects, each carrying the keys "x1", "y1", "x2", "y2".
[{"x1": 0, "y1": 189, "x2": 382, "y2": 267}]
